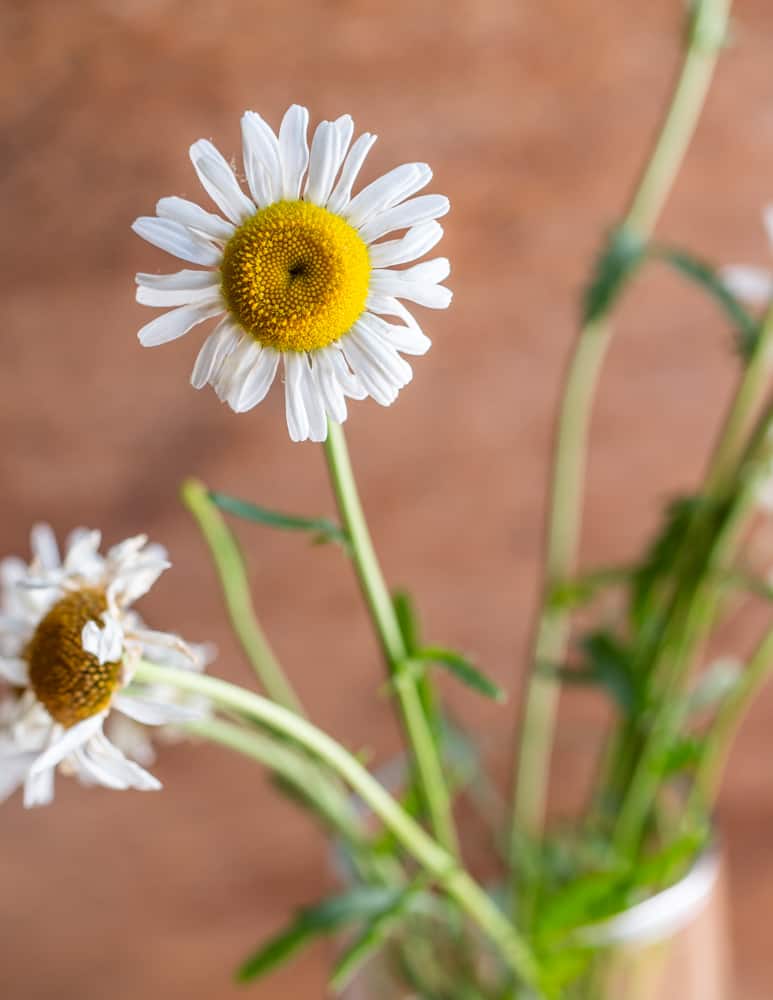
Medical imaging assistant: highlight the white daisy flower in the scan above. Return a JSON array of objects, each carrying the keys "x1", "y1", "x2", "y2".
[
  {"x1": 132, "y1": 104, "x2": 451, "y2": 442},
  {"x1": 721, "y1": 205, "x2": 773, "y2": 306},
  {"x1": 0, "y1": 524, "x2": 207, "y2": 807}
]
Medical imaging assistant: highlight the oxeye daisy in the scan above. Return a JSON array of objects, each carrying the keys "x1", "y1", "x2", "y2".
[
  {"x1": 0, "y1": 524, "x2": 207, "y2": 807},
  {"x1": 132, "y1": 104, "x2": 451, "y2": 442}
]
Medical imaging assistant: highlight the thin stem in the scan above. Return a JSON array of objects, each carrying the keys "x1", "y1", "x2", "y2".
[
  {"x1": 690, "y1": 625, "x2": 773, "y2": 810},
  {"x1": 181, "y1": 478, "x2": 304, "y2": 715},
  {"x1": 509, "y1": 0, "x2": 732, "y2": 864},
  {"x1": 135, "y1": 660, "x2": 541, "y2": 994},
  {"x1": 323, "y1": 420, "x2": 460, "y2": 859}
]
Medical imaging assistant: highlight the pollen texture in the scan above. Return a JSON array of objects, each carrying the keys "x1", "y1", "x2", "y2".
[
  {"x1": 27, "y1": 589, "x2": 121, "y2": 727},
  {"x1": 221, "y1": 200, "x2": 370, "y2": 352}
]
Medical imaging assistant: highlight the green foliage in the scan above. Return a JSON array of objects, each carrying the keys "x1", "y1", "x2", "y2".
[
  {"x1": 547, "y1": 566, "x2": 630, "y2": 611},
  {"x1": 409, "y1": 646, "x2": 506, "y2": 702},
  {"x1": 582, "y1": 226, "x2": 646, "y2": 325},
  {"x1": 237, "y1": 886, "x2": 411, "y2": 983},
  {"x1": 209, "y1": 491, "x2": 349, "y2": 548},
  {"x1": 651, "y1": 244, "x2": 760, "y2": 358},
  {"x1": 541, "y1": 631, "x2": 639, "y2": 715}
]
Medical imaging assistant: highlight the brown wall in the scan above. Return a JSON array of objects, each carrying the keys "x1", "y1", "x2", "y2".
[{"x1": 2, "y1": 1, "x2": 773, "y2": 996}]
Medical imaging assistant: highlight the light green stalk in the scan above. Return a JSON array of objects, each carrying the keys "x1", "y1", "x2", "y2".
[
  {"x1": 509, "y1": 0, "x2": 733, "y2": 872},
  {"x1": 135, "y1": 660, "x2": 541, "y2": 994},
  {"x1": 181, "y1": 478, "x2": 304, "y2": 715},
  {"x1": 323, "y1": 420, "x2": 460, "y2": 859}
]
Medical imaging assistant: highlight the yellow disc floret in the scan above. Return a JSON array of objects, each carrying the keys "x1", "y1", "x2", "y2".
[
  {"x1": 221, "y1": 200, "x2": 371, "y2": 352},
  {"x1": 27, "y1": 589, "x2": 122, "y2": 728}
]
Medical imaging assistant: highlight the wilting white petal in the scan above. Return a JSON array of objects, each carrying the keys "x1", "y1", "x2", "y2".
[
  {"x1": 30, "y1": 523, "x2": 61, "y2": 571},
  {"x1": 132, "y1": 217, "x2": 222, "y2": 266},
  {"x1": 28, "y1": 713, "x2": 106, "y2": 775},
  {"x1": 81, "y1": 614, "x2": 124, "y2": 665},
  {"x1": 113, "y1": 694, "x2": 205, "y2": 726},
  {"x1": 189, "y1": 139, "x2": 256, "y2": 224},
  {"x1": 156, "y1": 196, "x2": 235, "y2": 242},
  {"x1": 278, "y1": 105, "x2": 310, "y2": 200},
  {"x1": 64, "y1": 530, "x2": 102, "y2": 574}
]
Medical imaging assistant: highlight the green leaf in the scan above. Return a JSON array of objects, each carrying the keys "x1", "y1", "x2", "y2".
[
  {"x1": 657, "y1": 736, "x2": 703, "y2": 777},
  {"x1": 651, "y1": 245, "x2": 760, "y2": 359},
  {"x1": 209, "y1": 491, "x2": 349, "y2": 548},
  {"x1": 409, "y1": 647, "x2": 506, "y2": 702},
  {"x1": 547, "y1": 566, "x2": 631, "y2": 611},
  {"x1": 237, "y1": 887, "x2": 403, "y2": 982},
  {"x1": 534, "y1": 866, "x2": 629, "y2": 940},
  {"x1": 541, "y1": 631, "x2": 638, "y2": 715},
  {"x1": 392, "y1": 590, "x2": 422, "y2": 654},
  {"x1": 582, "y1": 226, "x2": 646, "y2": 325},
  {"x1": 330, "y1": 881, "x2": 428, "y2": 992}
]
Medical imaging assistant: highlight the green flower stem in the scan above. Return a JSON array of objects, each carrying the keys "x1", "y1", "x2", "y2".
[
  {"x1": 181, "y1": 478, "x2": 304, "y2": 716},
  {"x1": 323, "y1": 420, "x2": 460, "y2": 860},
  {"x1": 509, "y1": 0, "x2": 732, "y2": 865},
  {"x1": 690, "y1": 625, "x2": 773, "y2": 811},
  {"x1": 135, "y1": 660, "x2": 541, "y2": 994}
]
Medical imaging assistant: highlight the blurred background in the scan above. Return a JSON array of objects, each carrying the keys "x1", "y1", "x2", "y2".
[{"x1": 2, "y1": 0, "x2": 773, "y2": 996}]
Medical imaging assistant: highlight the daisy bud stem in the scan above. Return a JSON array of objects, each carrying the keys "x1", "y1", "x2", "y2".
[
  {"x1": 509, "y1": 0, "x2": 733, "y2": 915},
  {"x1": 322, "y1": 420, "x2": 461, "y2": 860},
  {"x1": 181, "y1": 478, "x2": 305, "y2": 716},
  {"x1": 135, "y1": 659, "x2": 542, "y2": 994}
]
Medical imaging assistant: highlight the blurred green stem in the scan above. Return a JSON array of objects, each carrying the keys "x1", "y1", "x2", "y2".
[
  {"x1": 136, "y1": 660, "x2": 541, "y2": 994},
  {"x1": 323, "y1": 421, "x2": 460, "y2": 859},
  {"x1": 509, "y1": 0, "x2": 733, "y2": 888},
  {"x1": 181, "y1": 478, "x2": 304, "y2": 715}
]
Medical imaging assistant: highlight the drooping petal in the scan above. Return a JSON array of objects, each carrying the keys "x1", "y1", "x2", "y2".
[
  {"x1": 241, "y1": 111, "x2": 283, "y2": 206},
  {"x1": 30, "y1": 523, "x2": 61, "y2": 571},
  {"x1": 27, "y1": 713, "x2": 106, "y2": 775},
  {"x1": 367, "y1": 221, "x2": 444, "y2": 268},
  {"x1": 345, "y1": 163, "x2": 431, "y2": 229},
  {"x1": 284, "y1": 352, "x2": 311, "y2": 442},
  {"x1": 190, "y1": 319, "x2": 241, "y2": 389},
  {"x1": 81, "y1": 614, "x2": 124, "y2": 666},
  {"x1": 23, "y1": 764, "x2": 55, "y2": 807},
  {"x1": 189, "y1": 139, "x2": 256, "y2": 224},
  {"x1": 231, "y1": 346, "x2": 281, "y2": 412},
  {"x1": 113, "y1": 694, "x2": 205, "y2": 726},
  {"x1": 156, "y1": 196, "x2": 235, "y2": 242},
  {"x1": 278, "y1": 105, "x2": 310, "y2": 200},
  {"x1": 132, "y1": 217, "x2": 222, "y2": 266},
  {"x1": 107, "y1": 556, "x2": 171, "y2": 606},
  {"x1": 326, "y1": 132, "x2": 378, "y2": 215},
  {"x1": 358, "y1": 194, "x2": 450, "y2": 244},
  {"x1": 137, "y1": 301, "x2": 223, "y2": 348}
]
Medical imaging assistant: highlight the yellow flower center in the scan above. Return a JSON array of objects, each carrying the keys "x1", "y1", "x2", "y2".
[
  {"x1": 26, "y1": 589, "x2": 122, "y2": 728},
  {"x1": 220, "y1": 200, "x2": 371, "y2": 352}
]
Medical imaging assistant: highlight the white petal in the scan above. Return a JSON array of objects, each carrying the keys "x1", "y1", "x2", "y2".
[
  {"x1": 81, "y1": 614, "x2": 124, "y2": 665},
  {"x1": 241, "y1": 111, "x2": 282, "y2": 206},
  {"x1": 359, "y1": 309, "x2": 431, "y2": 356},
  {"x1": 345, "y1": 163, "x2": 431, "y2": 229},
  {"x1": 28, "y1": 713, "x2": 106, "y2": 775},
  {"x1": 284, "y1": 353, "x2": 310, "y2": 442},
  {"x1": 231, "y1": 346, "x2": 281, "y2": 412},
  {"x1": 310, "y1": 349, "x2": 348, "y2": 424},
  {"x1": 191, "y1": 319, "x2": 241, "y2": 389},
  {"x1": 64, "y1": 530, "x2": 102, "y2": 573},
  {"x1": 328, "y1": 348, "x2": 368, "y2": 400},
  {"x1": 132, "y1": 217, "x2": 222, "y2": 266},
  {"x1": 278, "y1": 105, "x2": 310, "y2": 200},
  {"x1": 75, "y1": 733, "x2": 161, "y2": 791},
  {"x1": 326, "y1": 132, "x2": 377, "y2": 215},
  {"x1": 189, "y1": 139, "x2": 256, "y2": 224},
  {"x1": 369, "y1": 259, "x2": 452, "y2": 309},
  {"x1": 24, "y1": 765, "x2": 55, "y2": 807},
  {"x1": 30, "y1": 523, "x2": 61, "y2": 570},
  {"x1": 351, "y1": 321, "x2": 413, "y2": 386},
  {"x1": 136, "y1": 274, "x2": 222, "y2": 308},
  {"x1": 304, "y1": 115, "x2": 354, "y2": 207},
  {"x1": 113, "y1": 694, "x2": 204, "y2": 726},
  {"x1": 359, "y1": 195, "x2": 450, "y2": 244},
  {"x1": 720, "y1": 265, "x2": 773, "y2": 306},
  {"x1": 342, "y1": 337, "x2": 401, "y2": 406},
  {"x1": 0, "y1": 752, "x2": 37, "y2": 803},
  {"x1": 108, "y1": 558, "x2": 170, "y2": 606},
  {"x1": 214, "y1": 336, "x2": 259, "y2": 404},
  {"x1": 137, "y1": 301, "x2": 223, "y2": 348},
  {"x1": 367, "y1": 221, "x2": 444, "y2": 268},
  {"x1": 156, "y1": 196, "x2": 235, "y2": 241},
  {"x1": 296, "y1": 357, "x2": 328, "y2": 442},
  {"x1": 0, "y1": 656, "x2": 29, "y2": 685}
]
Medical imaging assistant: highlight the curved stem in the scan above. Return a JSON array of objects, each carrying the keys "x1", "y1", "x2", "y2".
[
  {"x1": 323, "y1": 420, "x2": 460, "y2": 859},
  {"x1": 509, "y1": 0, "x2": 732, "y2": 866},
  {"x1": 135, "y1": 660, "x2": 541, "y2": 994},
  {"x1": 181, "y1": 478, "x2": 304, "y2": 715}
]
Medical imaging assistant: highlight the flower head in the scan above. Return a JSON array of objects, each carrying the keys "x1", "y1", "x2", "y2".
[
  {"x1": 0, "y1": 524, "x2": 207, "y2": 806},
  {"x1": 133, "y1": 105, "x2": 451, "y2": 442}
]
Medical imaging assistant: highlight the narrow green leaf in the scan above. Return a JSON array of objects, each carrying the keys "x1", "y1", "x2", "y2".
[
  {"x1": 210, "y1": 491, "x2": 349, "y2": 548},
  {"x1": 541, "y1": 631, "x2": 638, "y2": 714},
  {"x1": 330, "y1": 882, "x2": 427, "y2": 992},
  {"x1": 392, "y1": 590, "x2": 422, "y2": 654},
  {"x1": 547, "y1": 566, "x2": 631, "y2": 611},
  {"x1": 651, "y1": 245, "x2": 760, "y2": 358},
  {"x1": 410, "y1": 647, "x2": 506, "y2": 702},
  {"x1": 237, "y1": 887, "x2": 403, "y2": 982},
  {"x1": 582, "y1": 226, "x2": 646, "y2": 325}
]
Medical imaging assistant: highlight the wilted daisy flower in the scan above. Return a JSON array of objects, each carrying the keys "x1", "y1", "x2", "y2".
[
  {"x1": 0, "y1": 524, "x2": 206, "y2": 806},
  {"x1": 133, "y1": 105, "x2": 451, "y2": 442},
  {"x1": 721, "y1": 205, "x2": 773, "y2": 306}
]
